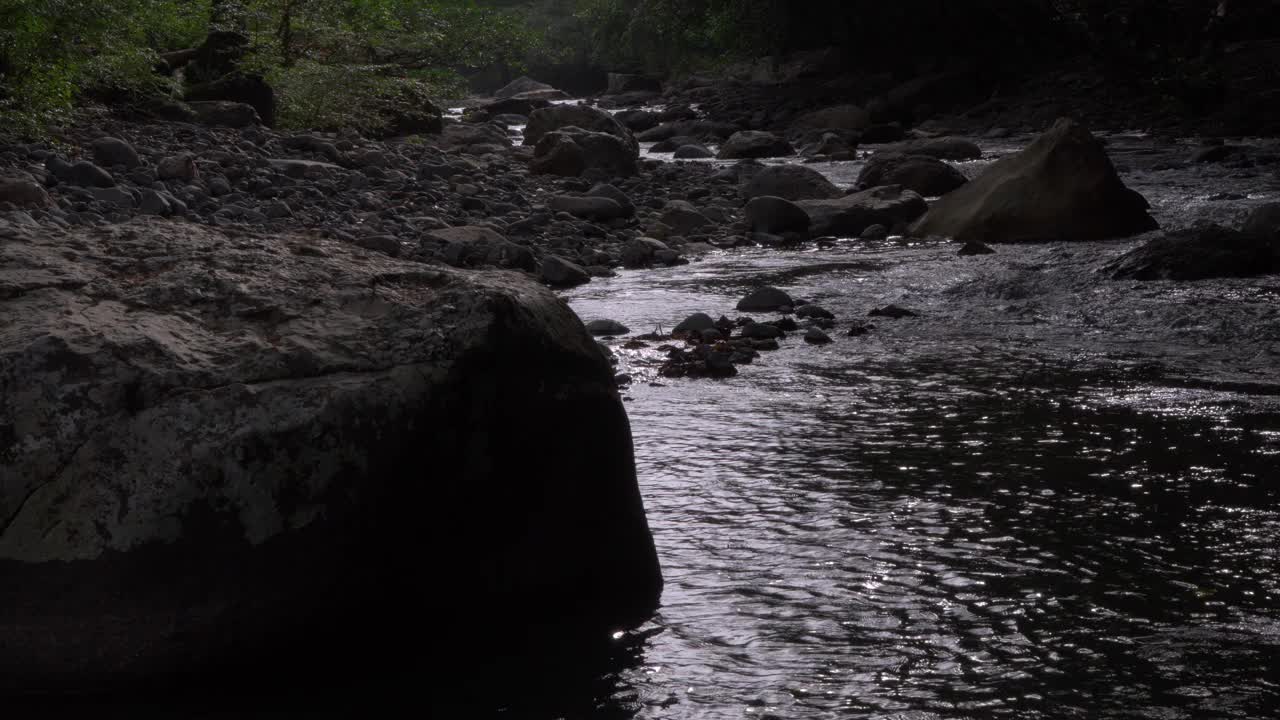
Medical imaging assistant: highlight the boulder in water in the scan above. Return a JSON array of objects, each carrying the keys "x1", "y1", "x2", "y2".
[
  {"x1": 0, "y1": 220, "x2": 661, "y2": 692},
  {"x1": 541, "y1": 255, "x2": 592, "y2": 287},
  {"x1": 523, "y1": 105, "x2": 637, "y2": 152},
  {"x1": 717, "y1": 131, "x2": 795, "y2": 160},
  {"x1": 798, "y1": 185, "x2": 927, "y2": 237},
  {"x1": 1105, "y1": 224, "x2": 1280, "y2": 281},
  {"x1": 856, "y1": 153, "x2": 967, "y2": 196},
  {"x1": 789, "y1": 104, "x2": 871, "y2": 134},
  {"x1": 879, "y1": 136, "x2": 982, "y2": 161},
  {"x1": 673, "y1": 144, "x2": 714, "y2": 159},
  {"x1": 745, "y1": 196, "x2": 810, "y2": 235},
  {"x1": 737, "y1": 287, "x2": 794, "y2": 312},
  {"x1": 910, "y1": 118, "x2": 1158, "y2": 243},
  {"x1": 586, "y1": 319, "x2": 631, "y2": 336},
  {"x1": 742, "y1": 164, "x2": 843, "y2": 201},
  {"x1": 530, "y1": 128, "x2": 638, "y2": 178}
]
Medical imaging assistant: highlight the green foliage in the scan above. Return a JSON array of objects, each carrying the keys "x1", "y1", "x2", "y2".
[{"x1": 270, "y1": 60, "x2": 462, "y2": 134}]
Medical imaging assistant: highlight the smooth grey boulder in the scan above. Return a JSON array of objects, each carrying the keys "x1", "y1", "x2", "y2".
[
  {"x1": 1106, "y1": 224, "x2": 1280, "y2": 281},
  {"x1": 91, "y1": 138, "x2": 141, "y2": 169},
  {"x1": 426, "y1": 225, "x2": 536, "y2": 272},
  {"x1": 549, "y1": 195, "x2": 628, "y2": 221},
  {"x1": 742, "y1": 164, "x2": 843, "y2": 201},
  {"x1": 660, "y1": 201, "x2": 712, "y2": 236},
  {"x1": 0, "y1": 220, "x2": 662, "y2": 692},
  {"x1": 745, "y1": 196, "x2": 810, "y2": 235},
  {"x1": 0, "y1": 177, "x2": 51, "y2": 208},
  {"x1": 673, "y1": 144, "x2": 714, "y2": 159},
  {"x1": 495, "y1": 76, "x2": 557, "y2": 99},
  {"x1": 523, "y1": 105, "x2": 637, "y2": 152},
  {"x1": 674, "y1": 313, "x2": 717, "y2": 334},
  {"x1": 737, "y1": 287, "x2": 794, "y2": 312},
  {"x1": 586, "y1": 319, "x2": 630, "y2": 336},
  {"x1": 879, "y1": 136, "x2": 982, "y2": 161},
  {"x1": 856, "y1": 153, "x2": 968, "y2": 197},
  {"x1": 717, "y1": 131, "x2": 794, "y2": 160},
  {"x1": 541, "y1": 255, "x2": 592, "y2": 287},
  {"x1": 530, "y1": 128, "x2": 638, "y2": 178}
]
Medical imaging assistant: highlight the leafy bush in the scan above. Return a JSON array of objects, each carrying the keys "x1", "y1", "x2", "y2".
[{"x1": 271, "y1": 60, "x2": 462, "y2": 134}]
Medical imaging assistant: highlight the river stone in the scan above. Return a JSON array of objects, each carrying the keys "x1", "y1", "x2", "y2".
[
  {"x1": 869, "y1": 304, "x2": 919, "y2": 318},
  {"x1": 621, "y1": 237, "x2": 672, "y2": 268},
  {"x1": 138, "y1": 189, "x2": 172, "y2": 216},
  {"x1": 91, "y1": 138, "x2": 141, "y2": 169},
  {"x1": 1105, "y1": 225, "x2": 1280, "y2": 281},
  {"x1": 673, "y1": 144, "x2": 714, "y2": 159},
  {"x1": 541, "y1": 255, "x2": 592, "y2": 287},
  {"x1": 68, "y1": 161, "x2": 115, "y2": 188},
  {"x1": 585, "y1": 183, "x2": 636, "y2": 217},
  {"x1": 742, "y1": 164, "x2": 843, "y2": 201},
  {"x1": 0, "y1": 177, "x2": 51, "y2": 208},
  {"x1": 616, "y1": 109, "x2": 660, "y2": 133},
  {"x1": 958, "y1": 240, "x2": 996, "y2": 255},
  {"x1": 674, "y1": 313, "x2": 717, "y2": 334},
  {"x1": 426, "y1": 225, "x2": 536, "y2": 272},
  {"x1": 741, "y1": 322, "x2": 783, "y2": 339},
  {"x1": 1243, "y1": 203, "x2": 1280, "y2": 238},
  {"x1": 269, "y1": 159, "x2": 343, "y2": 179},
  {"x1": 737, "y1": 287, "x2": 794, "y2": 312},
  {"x1": 856, "y1": 153, "x2": 968, "y2": 196},
  {"x1": 495, "y1": 76, "x2": 556, "y2": 99},
  {"x1": 157, "y1": 154, "x2": 199, "y2": 182},
  {"x1": 798, "y1": 185, "x2": 928, "y2": 237},
  {"x1": 0, "y1": 219, "x2": 661, "y2": 692},
  {"x1": 910, "y1": 119, "x2": 1158, "y2": 243},
  {"x1": 586, "y1": 319, "x2": 630, "y2": 336},
  {"x1": 531, "y1": 129, "x2": 638, "y2": 178},
  {"x1": 660, "y1": 201, "x2": 712, "y2": 236},
  {"x1": 880, "y1": 136, "x2": 982, "y2": 161},
  {"x1": 548, "y1": 195, "x2": 627, "y2": 221},
  {"x1": 651, "y1": 135, "x2": 702, "y2": 153},
  {"x1": 803, "y1": 328, "x2": 834, "y2": 345},
  {"x1": 796, "y1": 305, "x2": 835, "y2": 320},
  {"x1": 91, "y1": 187, "x2": 135, "y2": 207},
  {"x1": 523, "y1": 105, "x2": 637, "y2": 152},
  {"x1": 717, "y1": 131, "x2": 795, "y2": 160},
  {"x1": 189, "y1": 100, "x2": 262, "y2": 128},
  {"x1": 745, "y1": 196, "x2": 810, "y2": 235},
  {"x1": 789, "y1": 104, "x2": 871, "y2": 134}
]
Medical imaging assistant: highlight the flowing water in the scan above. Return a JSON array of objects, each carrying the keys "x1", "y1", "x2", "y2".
[{"x1": 510, "y1": 132, "x2": 1280, "y2": 719}]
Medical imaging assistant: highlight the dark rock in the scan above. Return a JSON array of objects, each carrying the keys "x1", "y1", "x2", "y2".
[
  {"x1": 495, "y1": 76, "x2": 557, "y2": 99},
  {"x1": 795, "y1": 305, "x2": 834, "y2": 320},
  {"x1": 860, "y1": 224, "x2": 889, "y2": 240},
  {"x1": 586, "y1": 183, "x2": 636, "y2": 217},
  {"x1": 798, "y1": 185, "x2": 927, "y2": 237},
  {"x1": 1189, "y1": 144, "x2": 1245, "y2": 164},
  {"x1": 958, "y1": 240, "x2": 996, "y2": 256},
  {"x1": 847, "y1": 321, "x2": 875, "y2": 336},
  {"x1": 659, "y1": 201, "x2": 712, "y2": 235},
  {"x1": 138, "y1": 190, "x2": 172, "y2": 216},
  {"x1": 586, "y1": 319, "x2": 631, "y2": 336},
  {"x1": 1105, "y1": 225, "x2": 1280, "y2": 281},
  {"x1": 717, "y1": 131, "x2": 794, "y2": 160},
  {"x1": 1243, "y1": 203, "x2": 1280, "y2": 238},
  {"x1": 650, "y1": 135, "x2": 702, "y2": 153},
  {"x1": 189, "y1": 101, "x2": 261, "y2": 128},
  {"x1": 741, "y1": 164, "x2": 843, "y2": 201},
  {"x1": 803, "y1": 328, "x2": 833, "y2": 345},
  {"x1": 607, "y1": 74, "x2": 662, "y2": 94},
  {"x1": 269, "y1": 159, "x2": 343, "y2": 179},
  {"x1": 428, "y1": 225, "x2": 535, "y2": 272},
  {"x1": 880, "y1": 136, "x2": 982, "y2": 161},
  {"x1": 637, "y1": 121, "x2": 739, "y2": 143},
  {"x1": 523, "y1": 105, "x2": 636, "y2": 152},
  {"x1": 673, "y1": 144, "x2": 714, "y2": 159},
  {"x1": 67, "y1": 161, "x2": 115, "y2": 188},
  {"x1": 91, "y1": 138, "x2": 141, "y2": 169},
  {"x1": 186, "y1": 73, "x2": 275, "y2": 127},
  {"x1": 737, "y1": 287, "x2": 794, "y2": 312},
  {"x1": 0, "y1": 177, "x2": 51, "y2": 208},
  {"x1": 910, "y1": 119, "x2": 1158, "y2": 243},
  {"x1": 354, "y1": 234, "x2": 402, "y2": 257},
  {"x1": 745, "y1": 196, "x2": 810, "y2": 235},
  {"x1": 541, "y1": 255, "x2": 592, "y2": 287},
  {"x1": 549, "y1": 195, "x2": 628, "y2": 221},
  {"x1": 741, "y1": 322, "x2": 783, "y2": 340},
  {"x1": 0, "y1": 220, "x2": 660, "y2": 692},
  {"x1": 789, "y1": 104, "x2": 871, "y2": 133},
  {"x1": 531, "y1": 129, "x2": 638, "y2": 178},
  {"x1": 621, "y1": 237, "x2": 674, "y2": 268},
  {"x1": 616, "y1": 110, "x2": 659, "y2": 133},
  {"x1": 857, "y1": 153, "x2": 968, "y2": 196},
  {"x1": 674, "y1": 313, "x2": 717, "y2": 334},
  {"x1": 90, "y1": 187, "x2": 134, "y2": 208},
  {"x1": 859, "y1": 123, "x2": 907, "y2": 144},
  {"x1": 868, "y1": 304, "x2": 919, "y2": 319}
]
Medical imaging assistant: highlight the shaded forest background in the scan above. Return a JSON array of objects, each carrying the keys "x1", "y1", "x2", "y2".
[{"x1": 2, "y1": 0, "x2": 1278, "y2": 137}]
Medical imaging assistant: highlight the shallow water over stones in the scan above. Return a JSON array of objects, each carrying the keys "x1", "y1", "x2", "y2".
[{"x1": 534, "y1": 133, "x2": 1280, "y2": 719}]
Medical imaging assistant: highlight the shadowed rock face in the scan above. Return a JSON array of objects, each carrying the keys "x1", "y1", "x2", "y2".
[
  {"x1": 911, "y1": 118, "x2": 1158, "y2": 243},
  {"x1": 0, "y1": 220, "x2": 661, "y2": 692}
]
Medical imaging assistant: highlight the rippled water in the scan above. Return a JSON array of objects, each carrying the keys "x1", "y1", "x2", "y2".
[{"x1": 529, "y1": 135, "x2": 1280, "y2": 719}]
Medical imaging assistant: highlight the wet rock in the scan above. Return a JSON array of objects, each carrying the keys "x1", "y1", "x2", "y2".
[
  {"x1": 586, "y1": 183, "x2": 636, "y2": 217},
  {"x1": 847, "y1": 321, "x2": 875, "y2": 336},
  {"x1": 717, "y1": 131, "x2": 794, "y2": 160},
  {"x1": 911, "y1": 118, "x2": 1158, "y2": 243},
  {"x1": 354, "y1": 234, "x2": 402, "y2": 257},
  {"x1": 138, "y1": 190, "x2": 172, "y2": 216},
  {"x1": 269, "y1": 159, "x2": 343, "y2": 179},
  {"x1": 428, "y1": 225, "x2": 535, "y2": 271},
  {"x1": 549, "y1": 195, "x2": 628, "y2": 221},
  {"x1": 737, "y1": 287, "x2": 794, "y2": 312},
  {"x1": 0, "y1": 177, "x2": 51, "y2": 208},
  {"x1": 638, "y1": 120, "x2": 738, "y2": 143},
  {"x1": 651, "y1": 135, "x2": 702, "y2": 153},
  {"x1": 880, "y1": 136, "x2": 981, "y2": 161},
  {"x1": 91, "y1": 138, "x2": 140, "y2": 169},
  {"x1": 741, "y1": 164, "x2": 843, "y2": 201},
  {"x1": 795, "y1": 304, "x2": 835, "y2": 320},
  {"x1": 1189, "y1": 144, "x2": 1246, "y2": 164},
  {"x1": 800, "y1": 131, "x2": 856, "y2": 158},
  {"x1": 745, "y1": 195, "x2": 810, "y2": 235},
  {"x1": 189, "y1": 101, "x2": 261, "y2": 128},
  {"x1": 91, "y1": 187, "x2": 135, "y2": 208},
  {"x1": 494, "y1": 76, "x2": 557, "y2": 99},
  {"x1": 523, "y1": 105, "x2": 636, "y2": 152},
  {"x1": 868, "y1": 304, "x2": 919, "y2": 319},
  {"x1": 958, "y1": 240, "x2": 996, "y2": 256},
  {"x1": 621, "y1": 237, "x2": 676, "y2": 268},
  {"x1": 798, "y1": 185, "x2": 927, "y2": 237},
  {"x1": 586, "y1": 319, "x2": 631, "y2": 336},
  {"x1": 741, "y1": 322, "x2": 783, "y2": 339},
  {"x1": 673, "y1": 144, "x2": 714, "y2": 159},
  {"x1": 0, "y1": 220, "x2": 660, "y2": 692},
  {"x1": 803, "y1": 328, "x2": 833, "y2": 345},
  {"x1": 856, "y1": 153, "x2": 967, "y2": 196},
  {"x1": 660, "y1": 201, "x2": 712, "y2": 235},
  {"x1": 859, "y1": 123, "x2": 907, "y2": 144},
  {"x1": 541, "y1": 255, "x2": 592, "y2": 287},
  {"x1": 1243, "y1": 202, "x2": 1280, "y2": 238},
  {"x1": 861, "y1": 224, "x2": 889, "y2": 240},
  {"x1": 616, "y1": 109, "x2": 659, "y2": 133},
  {"x1": 531, "y1": 128, "x2": 638, "y2": 178},
  {"x1": 674, "y1": 312, "x2": 717, "y2": 335},
  {"x1": 1105, "y1": 225, "x2": 1280, "y2": 281},
  {"x1": 67, "y1": 161, "x2": 115, "y2": 188}
]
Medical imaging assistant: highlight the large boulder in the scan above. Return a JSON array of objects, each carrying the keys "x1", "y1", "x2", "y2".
[
  {"x1": 798, "y1": 185, "x2": 928, "y2": 237},
  {"x1": 530, "y1": 128, "x2": 638, "y2": 178},
  {"x1": 549, "y1": 195, "x2": 628, "y2": 221},
  {"x1": 0, "y1": 177, "x2": 52, "y2": 208},
  {"x1": 0, "y1": 220, "x2": 662, "y2": 692},
  {"x1": 91, "y1": 138, "x2": 141, "y2": 169},
  {"x1": 856, "y1": 153, "x2": 968, "y2": 197},
  {"x1": 879, "y1": 136, "x2": 982, "y2": 160},
  {"x1": 745, "y1": 196, "x2": 810, "y2": 235},
  {"x1": 189, "y1": 101, "x2": 261, "y2": 128},
  {"x1": 742, "y1": 164, "x2": 843, "y2": 201},
  {"x1": 185, "y1": 72, "x2": 276, "y2": 128},
  {"x1": 717, "y1": 131, "x2": 794, "y2": 160},
  {"x1": 495, "y1": 76, "x2": 557, "y2": 99},
  {"x1": 659, "y1": 201, "x2": 713, "y2": 236},
  {"x1": 1105, "y1": 225, "x2": 1280, "y2": 281},
  {"x1": 637, "y1": 121, "x2": 739, "y2": 143},
  {"x1": 910, "y1": 118, "x2": 1159, "y2": 243},
  {"x1": 540, "y1": 255, "x2": 592, "y2": 287},
  {"x1": 523, "y1": 105, "x2": 637, "y2": 152}
]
